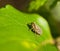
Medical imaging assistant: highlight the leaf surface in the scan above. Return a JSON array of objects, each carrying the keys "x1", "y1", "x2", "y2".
[{"x1": 0, "y1": 5, "x2": 56, "y2": 51}]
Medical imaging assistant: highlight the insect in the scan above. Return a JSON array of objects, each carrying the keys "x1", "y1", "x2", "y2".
[{"x1": 27, "y1": 22, "x2": 42, "y2": 35}]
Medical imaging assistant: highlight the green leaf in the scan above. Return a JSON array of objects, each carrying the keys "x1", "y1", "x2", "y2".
[
  {"x1": 51, "y1": 1, "x2": 60, "y2": 22},
  {"x1": 28, "y1": 0, "x2": 47, "y2": 11},
  {"x1": 0, "y1": 5, "x2": 55, "y2": 51},
  {"x1": 37, "y1": 44, "x2": 58, "y2": 51},
  {"x1": 45, "y1": 0, "x2": 55, "y2": 9}
]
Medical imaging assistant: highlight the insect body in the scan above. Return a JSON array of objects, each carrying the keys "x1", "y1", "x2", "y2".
[{"x1": 30, "y1": 22, "x2": 42, "y2": 35}]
